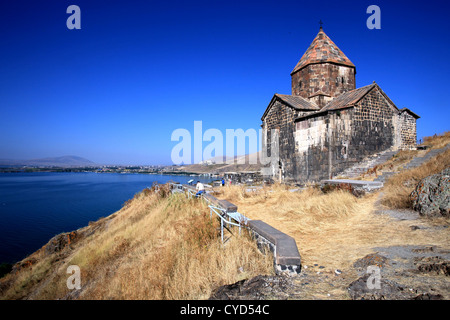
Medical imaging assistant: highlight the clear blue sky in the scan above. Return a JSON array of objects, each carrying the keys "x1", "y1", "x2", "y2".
[{"x1": 1, "y1": 0, "x2": 449, "y2": 165}]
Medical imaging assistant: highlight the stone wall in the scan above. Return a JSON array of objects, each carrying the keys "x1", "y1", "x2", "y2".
[
  {"x1": 278, "y1": 88, "x2": 398, "y2": 183},
  {"x1": 263, "y1": 99, "x2": 304, "y2": 182},
  {"x1": 293, "y1": 113, "x2": 332, "y2": 182},
  {"x1": 398, "y1": 111, "x2": 417, "y2": 149},
  {"x1": 348, "y1": 88, "x2": 396, "y2": 158},
  {"x1": 291, "y1": 63, "x2": 356, "y2": 99},
  {"x1": 262, "y1": 86, "x2": 415, "y2": 184}
]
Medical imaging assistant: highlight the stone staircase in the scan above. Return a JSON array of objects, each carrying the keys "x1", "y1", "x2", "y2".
[
  {"x1": 374, "y1": 143, "x2": 450, "y2": 184},
  {"x1": 403, "y1": 143, "x2": 450, "y2": 170},
  {"x1": 327, "y1": 142, "x2": 449, "y2": 190},
  {"x1": 338, "y1": 149, "x2": 398, "y2": 179}
]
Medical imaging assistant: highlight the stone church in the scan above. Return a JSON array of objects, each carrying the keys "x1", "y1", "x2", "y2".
[{"x1": 261, "y1": 26, "x2": 419, "y2": 183}]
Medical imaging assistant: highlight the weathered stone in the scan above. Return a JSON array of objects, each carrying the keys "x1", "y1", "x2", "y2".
[
  {"x1": 410, "y1": 167, "x2": 450, "y2": 217},
  {"x1": 413, "y1": 293, "x2": 444, "y2": 300},
  {"x1": 261, "y1": 27, "x2": 419, "y2": 184},
  {"x1": 414, "y1": 256, "x2": 450, "y2": 276},
  {"x1": 44, "y1": 231, "x2": 78, "y2": 255},
  {"x1": 347, "y1": 274, "x2": 410, "y2": 300},
  {"x1": 11, "y1": 258, "x2": 37, "y2": 274},
  {"x1": 247, "y1": 219, "x2": 301, "y2": 273},
  {"x1": 353, "y1": 253, "x2": 389, "y2": 270},
  {"x1": 209, "y1": 275, "x2": 292, "y2": 300}
]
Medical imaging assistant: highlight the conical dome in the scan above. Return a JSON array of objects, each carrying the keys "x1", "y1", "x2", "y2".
[{"x1": 291, "y1": 27, "x2": 355, "y2": 75}]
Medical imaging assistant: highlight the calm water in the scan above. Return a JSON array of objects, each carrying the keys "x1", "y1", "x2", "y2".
[{"x1": 0, "y1": 172, "x2": 213, "y2": 264}]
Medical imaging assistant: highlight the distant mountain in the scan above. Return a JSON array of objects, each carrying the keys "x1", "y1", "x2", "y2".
[{"x1": 0, "y1": 155, "x2": 96, "y2": 167}]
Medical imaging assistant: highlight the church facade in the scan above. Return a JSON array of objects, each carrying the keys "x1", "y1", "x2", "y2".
[{"x1": 261, "y1": 27, "x2": 419, "y2": 183}]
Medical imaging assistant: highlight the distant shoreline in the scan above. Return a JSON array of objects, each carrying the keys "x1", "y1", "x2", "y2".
[
  {"x1": 0, "y1": 171, "x2": 217, "y2": 265},
  {"x1": 0, "y1": 166, "x2": 216, "y2": 177}
]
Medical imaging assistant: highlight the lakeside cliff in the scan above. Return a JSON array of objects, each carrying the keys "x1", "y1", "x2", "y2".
[{"x1": 0, "y1": 185, "x2": 272, "y2": 299}]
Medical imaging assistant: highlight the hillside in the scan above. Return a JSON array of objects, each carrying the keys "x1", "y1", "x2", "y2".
[
  {"x1": 0, "y1": 155, "x2": 96, "y2": 167},
  {"x1": 0, "y1": 185, "x2": 272, "y2": 300},
  {"x1": 1, "y1": 132, "x2": 448, "y2": 300},
  {"x1": 175, "y1": 152, "x2": 262, "y2": 174}
]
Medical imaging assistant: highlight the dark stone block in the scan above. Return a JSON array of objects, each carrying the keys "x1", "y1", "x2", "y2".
[
  {"x1": 247, "y1": 220, "x2": 286, "y2": 244},
  {"x1": 217, "y1": 200, "x2": 238, "y2": 213},
  {"x1": 248, "y1": 220, "x2": 301, "y2": 267}
]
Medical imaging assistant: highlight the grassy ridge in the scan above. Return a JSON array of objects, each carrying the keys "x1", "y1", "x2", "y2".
[
  {"x1": 382, "y1": 132, "x2": 450, "y2": 209},
  {"x1": 0, "y1": 186, "x2": 273, "y2": 300}
]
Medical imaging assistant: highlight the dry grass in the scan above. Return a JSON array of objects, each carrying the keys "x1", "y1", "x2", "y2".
[
  {"x1": 382, "y1": 147, "x2": 450, "y2": 209},
  {"x1": 0, "y1": 186, "x2": 273, "y2": 300},
  {"x1": 357, "y1": 131, "x2": 450, "y2": 180},
  {"x1": 423, "y1": 131, "x2": 450, "y2": 149},
  {"x1": 214, "y1": 183, "x2": 449, "y2": 275}
]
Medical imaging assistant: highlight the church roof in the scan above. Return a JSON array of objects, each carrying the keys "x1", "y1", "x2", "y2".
[
  {"x1": 399, "y1": 108, "x2": 420, "y2": 119},
  {"x1": 261, "y1": 93, "x2": 319, "y2": 121},
  {"x1": 275, "y1": 94, "x2": 320, "y2": 111},
  {"x1": 294, "y1": 82, "x2": 409, "y2": 121},
  {"x1": 291, "y1": 27, "x2": 355, "y2": 75},
  {"x1": 321, "y1": 83, "x2": 376, "y2": 111}
]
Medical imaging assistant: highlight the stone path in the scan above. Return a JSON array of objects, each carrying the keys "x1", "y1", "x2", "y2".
[
  {"x1": 405, "y1": 143, "x2": 450, "y2": 170},
  {"x1": 374, "y1": 143, "x2": 450, "y2": 183}
]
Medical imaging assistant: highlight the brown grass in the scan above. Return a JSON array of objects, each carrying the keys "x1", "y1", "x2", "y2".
[
  {"x1": 382, "y1": 148, "x2": 450, "y2": 209},
  {"x1": 422, "y1": 131, "x2": 450, "y2": 149},
  {"x1": 0, "y1": 187, "x2": 273, "y2": 300},
  {"x1": 214, "y1": 183, "x2": 449, "y2": 276},
  {"x1": 352, "y1": 131, "x2": 450, "y2": 181},
  {"x1": 216, "y1": 184, "x2": 377, "y2": 270}
]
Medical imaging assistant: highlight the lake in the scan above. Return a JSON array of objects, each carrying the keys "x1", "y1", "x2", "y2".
[{"x1": 0, "y1": 172, "x2": 214, "y2": 264}]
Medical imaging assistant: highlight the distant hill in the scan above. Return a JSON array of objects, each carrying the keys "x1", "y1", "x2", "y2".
[
  {"x1": 176, "y1": 152, "x2": 262, "y2": 174},
  {"x1": 0, "y1": 155, "x2": 96, "y2": 167}
]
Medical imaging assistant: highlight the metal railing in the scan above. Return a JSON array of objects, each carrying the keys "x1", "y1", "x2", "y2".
[
  {"x1": 208, "y1": 205, "x2": 243, "y2": 243},
  {"x1": 167, "y1": 182, "x2": 249, "y2": 243},
  {"x1": 168, "y1": 182, "x2": 184, "y2": 193}
]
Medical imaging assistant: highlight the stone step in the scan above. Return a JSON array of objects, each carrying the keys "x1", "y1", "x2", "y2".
[
  {"x1": 338, "y1": 149, "x2": 399, "y2": 178},
  {"x1": 373, "y1": 143, "x2": 450, "y2": 183},
  {"x1": 322, "y1": 179, "x2": 384, "y2": 191},
  {"x1": 404, "y1": 143, "x2": 450, "y2": 169}
]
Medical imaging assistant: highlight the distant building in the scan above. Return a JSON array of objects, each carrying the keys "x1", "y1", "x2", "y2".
[
  {"x1": 261, "y1": 26, "x2": 419, "y2": 183},
  {"x1": 199, "y1": 159, "x2": 215, "y2": 165}
]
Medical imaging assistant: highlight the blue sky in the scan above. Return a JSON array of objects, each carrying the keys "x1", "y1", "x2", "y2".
[{"x1": 0, "y1": 0, "x2": 449, "y2": 165}]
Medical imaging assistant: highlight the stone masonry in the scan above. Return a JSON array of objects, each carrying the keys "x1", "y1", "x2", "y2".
[{"x1": 261, "y1": 27, "x2": 420, "y2": 184}]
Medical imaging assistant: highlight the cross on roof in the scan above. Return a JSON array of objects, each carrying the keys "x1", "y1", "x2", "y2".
[{"x1": 319, "y1": 20, "x2": 324, "y2": 29}]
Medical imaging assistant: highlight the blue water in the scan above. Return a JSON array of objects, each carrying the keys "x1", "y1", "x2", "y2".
[{"x1": 0, "y1": 172, "x2": 213, "y2": 264}]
